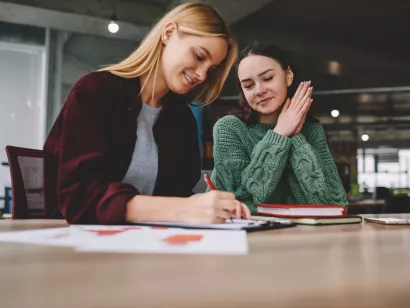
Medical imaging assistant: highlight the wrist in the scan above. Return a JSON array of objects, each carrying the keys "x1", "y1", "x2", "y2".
[
  {"x1": 173, "y1": 198, "x2": 191, "y2": 222},
  {"x1": 125, "y1": 196, "x2": 138, "y2": 221},
  {"x1": 273, "y1": 127, "x2": 290, "y2": 137}
]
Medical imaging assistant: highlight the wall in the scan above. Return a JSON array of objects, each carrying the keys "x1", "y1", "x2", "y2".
[
  {"x1": 54, "y1": 33, "x2": 137, "y2": 126},
  {"x1": 0, "y1": 21, "x2": 138, "y2": 209},
  {"x1": 0, "y1": 41, "x2": 47, "y2": 207}
]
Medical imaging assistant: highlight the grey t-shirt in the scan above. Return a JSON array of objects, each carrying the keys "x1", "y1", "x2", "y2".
[{"x1": 122, "y1": 102, "x2": 162, "y2": 195}]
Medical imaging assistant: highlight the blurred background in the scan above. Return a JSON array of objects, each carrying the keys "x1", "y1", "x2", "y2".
[{"x1": 1, "y1": 0, "x2": 410, "y2": 214}]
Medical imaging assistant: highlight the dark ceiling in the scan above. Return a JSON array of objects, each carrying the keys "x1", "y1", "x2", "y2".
[
  {"x1": 229, "y1": 0, "x2": 410, "y2": 92},
  {"x1": 1, "y1": 0, "x2": 409, "y2": 146},
  {"x1": 239, "y1": 0, "x2": 410, "y2": 57},
  {"x1": 216, "y1": 0, "x2": 410, "y2": 146}
]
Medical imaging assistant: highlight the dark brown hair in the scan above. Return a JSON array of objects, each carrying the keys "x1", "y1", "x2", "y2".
[{"x1": 231, "y1": 41, "x2": 318, "y2": 125}]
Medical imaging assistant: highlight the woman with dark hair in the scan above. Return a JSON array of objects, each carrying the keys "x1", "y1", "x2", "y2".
[{"x1": 210, "y1": 41, "x2": 348, "y2": 213}]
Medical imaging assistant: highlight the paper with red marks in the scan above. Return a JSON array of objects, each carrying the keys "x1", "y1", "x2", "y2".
[
  {"x1": 75, "y1": 229, "x2": 248, "y2": 255},
  {"x1": 0, "y1": 226, "x2": 248, "y2": 255}
]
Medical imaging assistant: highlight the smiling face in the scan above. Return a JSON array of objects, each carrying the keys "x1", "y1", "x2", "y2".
[
  {"x1": 160, "y1": 23, "x2": 228, "y2": 95},
  {"x1": 238, "y1": 54, "x2": 293, "y2": 118}
]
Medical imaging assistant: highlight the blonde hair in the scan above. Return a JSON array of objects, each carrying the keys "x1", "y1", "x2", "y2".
[{"x1": 100, "y1": 2, "x2": 238, "y2": 106}]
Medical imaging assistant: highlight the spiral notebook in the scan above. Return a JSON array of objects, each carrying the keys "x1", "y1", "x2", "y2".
[{"x1": 130, "y1": 219, "x2": 296, "y2": 232}]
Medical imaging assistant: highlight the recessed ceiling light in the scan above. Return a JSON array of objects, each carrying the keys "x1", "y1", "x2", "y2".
[
  {"x1": 361, "y1": 134, "x2": 369, "y2": 142},
  {"x1": 331, "y1": 110, "x2": 339, "y2": 118}
]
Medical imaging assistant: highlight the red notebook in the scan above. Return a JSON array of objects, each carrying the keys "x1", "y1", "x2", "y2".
[{"x1": 256, "y1": 204, "x2": 347, "y2": 218}]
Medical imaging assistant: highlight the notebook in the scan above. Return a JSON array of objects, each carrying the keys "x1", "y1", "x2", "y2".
[
  {"x1": 129, "y1": 219, "x2": 296, "y2": 232},
  {"x1": 256, "y1": 204, "x2": 347, "y2": 217},
  {"x1": 252, "y1": 215, "x2": 362, "y2": 226},
  {"x1": 364, "y1": 217, "x2": 410, "y2": 225}
]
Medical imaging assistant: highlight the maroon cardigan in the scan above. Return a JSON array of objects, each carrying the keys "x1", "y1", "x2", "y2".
[{"x1": 44, "y1": 71, "x2": 200, "y2": 224}]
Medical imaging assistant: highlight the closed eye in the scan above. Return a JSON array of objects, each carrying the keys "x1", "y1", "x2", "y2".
[
  {"x1": 243, "y1": 83, "x2": 254, "y2": 89},
  {"x1": 264, "y1": 76, "x2": 273, "y2": 81},
  {"x1": 196, "y1": 52, "x2": 205, "y2": 62}
]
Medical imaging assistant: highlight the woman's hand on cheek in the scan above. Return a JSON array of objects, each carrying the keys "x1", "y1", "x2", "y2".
[
  {"x1": 292, "y1": 98, "x2": 313, "y2": 136},
  {"x1": 274, "y1": 82, "x2": 312, "y2": 137},
  {"x1": 274, "y1": 81, "x2": 312, "y2": 137},
  {"x1": 292, "y1": 81, "x2": 313, "y2": 136}
]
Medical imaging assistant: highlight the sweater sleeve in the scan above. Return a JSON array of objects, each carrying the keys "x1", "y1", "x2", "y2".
[
  {"x1": 287, "y1": 123, "x2": 349, "y2": 206},
  {"x1": 210, "y1": 116, "x2": 291, "y2": 213}
]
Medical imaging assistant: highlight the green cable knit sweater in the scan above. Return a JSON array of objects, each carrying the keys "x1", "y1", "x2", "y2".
[{"x1": 210, "y1": 115, "x2": 349, "y2": 214}]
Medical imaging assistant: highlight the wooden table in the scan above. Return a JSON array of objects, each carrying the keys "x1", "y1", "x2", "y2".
[{"x1": 1, "y1": 215, "x2": 410, "y2": 308}]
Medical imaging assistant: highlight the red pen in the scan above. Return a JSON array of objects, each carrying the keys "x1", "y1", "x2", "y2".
[
  {"x1": 204, "y1": 172, "x2": 216, "y2": 190},
  {"x1": 204, "y1": 173, "x2": 234, "y2": 222}
]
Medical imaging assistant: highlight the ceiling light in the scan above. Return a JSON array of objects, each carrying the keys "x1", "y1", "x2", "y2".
[
  {"x1": 331, "y1": 110, "x2": 339, "y2": 118},
  {"x1": 108, "y1": 14, "x2": 119, "y2": 33}
]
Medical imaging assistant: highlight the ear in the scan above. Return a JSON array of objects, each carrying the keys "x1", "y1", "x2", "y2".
[
  {"x1": 161, "y1": 22, "x2": 178, "y2": 45},
  {"x1": 286, "y1": 66, "x2": 294, "y2": 87}
]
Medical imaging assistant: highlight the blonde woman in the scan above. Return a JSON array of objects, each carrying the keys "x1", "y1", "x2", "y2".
[{"x1": 44, "y1": 2, "x2": 250, "y2": 224}]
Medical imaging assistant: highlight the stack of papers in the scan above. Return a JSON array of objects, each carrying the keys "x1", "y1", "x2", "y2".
[{"x1": 0, "y1": 225, "x2": 248, "y2": 255}]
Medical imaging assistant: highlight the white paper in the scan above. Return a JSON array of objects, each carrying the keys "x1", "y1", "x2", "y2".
[
  {"x1": 0, "y1": 227, "x2": 73, "y2": 246},
  {"x1": 0, "y1": 225, "x2": 249, "y2": 255},
  {"x1": 0, "y1": 225, "x2": 155, "y2": 247},
  {"x1": 75, "y1": 228, "x2": 248, "y2": 255}
]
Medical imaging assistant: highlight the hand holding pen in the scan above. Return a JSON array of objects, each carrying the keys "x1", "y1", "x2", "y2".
[{"x1": 204, "y1": 173, "x2": 251, "y2": 220}]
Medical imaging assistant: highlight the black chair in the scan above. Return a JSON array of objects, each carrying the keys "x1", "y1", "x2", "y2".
[{"x1": 5, "y1": 146, "x2": 45, "y2": 219}]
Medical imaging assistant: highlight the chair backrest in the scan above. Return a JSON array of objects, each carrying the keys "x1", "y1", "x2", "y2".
[{"x1": 5, "y1": 146, "x2": 45, "y2": 219}]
